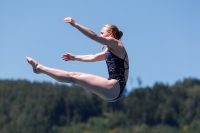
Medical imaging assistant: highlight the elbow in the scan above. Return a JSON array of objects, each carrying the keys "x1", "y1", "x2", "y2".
[
  {"x1": 88, "y1": 55, "x2": 95, "y2": 62},
  {"x1": 89, "y1": 58, "x2": 95, "y2": 62},
  {"x1": 89, "y1": 33, "x2": 98, "y2": 40}
]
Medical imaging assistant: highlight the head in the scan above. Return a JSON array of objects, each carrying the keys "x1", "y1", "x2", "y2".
[{"x1": 100, "y1": 24, "x2": 123, "y2": 40}]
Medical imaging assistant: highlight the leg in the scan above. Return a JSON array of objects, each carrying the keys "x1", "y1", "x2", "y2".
[{"x1": 26, "y1": 57, "x2": 120, "y2": 100}]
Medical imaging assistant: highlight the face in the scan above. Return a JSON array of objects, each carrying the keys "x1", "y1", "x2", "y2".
[{"x1": 100, "y1": 27, "x2": 112, "y2": 37}]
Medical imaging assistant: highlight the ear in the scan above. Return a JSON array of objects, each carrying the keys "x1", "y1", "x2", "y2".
[{"x1": 109, "y1": 32, "x2": 114, "y2": 37}]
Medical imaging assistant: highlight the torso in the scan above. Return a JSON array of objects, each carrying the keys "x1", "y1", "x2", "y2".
[
  {"x1": 104, "y1": 41, "x2": 129, "y2": 101},
  {"x1": 105, "y1": 47, "x2": 129, "y2": 83}
]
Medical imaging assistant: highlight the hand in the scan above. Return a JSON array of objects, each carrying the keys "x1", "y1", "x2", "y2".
[
  {"x1": 64, "y1": 17, "x2": 76, "y2": 26},
  {"x1": 62, "y1": 52, "x2": 75, "y2": 61}
]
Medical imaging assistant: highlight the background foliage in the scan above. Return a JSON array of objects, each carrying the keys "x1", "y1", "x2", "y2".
[{"x1": 0, "y1": 78, "x2": 200, "y2": 133}]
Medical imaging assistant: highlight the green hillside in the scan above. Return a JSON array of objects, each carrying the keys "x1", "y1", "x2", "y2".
[{"x1": 0, "y1": 78, "x2": 200, "y2": 133}]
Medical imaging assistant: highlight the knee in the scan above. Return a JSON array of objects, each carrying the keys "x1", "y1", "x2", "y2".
[
  {"x1": 71, "y1": 72, "x2": 83, "y2": 77},
  {"x1": 68, "y1": 71, "x2": 83, "y2": 82}
]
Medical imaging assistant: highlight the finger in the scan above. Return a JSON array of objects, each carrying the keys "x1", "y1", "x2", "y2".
[
  {"x1": 63, "y1": 56, "x2": 69, "y2": 60},
  {"x1": 63, "y1": 53, "x2": 68, "y2": 56},
  {"x1": 63, "y1": 58, "x2": 69, "y2": 61},
  {"x1": 62, "y1": 54, "x2": 67, "y2": 57},
  {"x1": 62, "y1": 57, "x2": 68, "y2": 60}
]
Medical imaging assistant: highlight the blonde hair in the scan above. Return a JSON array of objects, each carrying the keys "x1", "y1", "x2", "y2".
[{"x1": 104, "y1": 24, "x2": 123, "y2": 40}]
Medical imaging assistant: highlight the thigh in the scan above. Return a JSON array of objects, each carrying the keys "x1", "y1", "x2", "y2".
[{"x1": 72, "y1": 72, "x2": 121, "y2": 100}]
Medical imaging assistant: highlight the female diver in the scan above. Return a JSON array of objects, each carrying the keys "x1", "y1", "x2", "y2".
[{"x1": 26, "y1": 17, "x2": 129, "y2": 102}]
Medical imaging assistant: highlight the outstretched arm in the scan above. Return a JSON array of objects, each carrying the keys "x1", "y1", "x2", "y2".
[
  {"x1": 64, "y1": 17, "x2": 118, "y2": 49},
  {"x1": 62, "y1": 49, "x2": 107, "y2": 62}
]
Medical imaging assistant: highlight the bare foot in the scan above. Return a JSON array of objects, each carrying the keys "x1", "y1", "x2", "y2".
[{"x1": 26, "y1": 56, "x2": 42, "y2": 74}]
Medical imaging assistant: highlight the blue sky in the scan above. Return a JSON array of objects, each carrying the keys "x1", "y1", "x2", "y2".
[{"x1": 0, "y1": 0, "x2": 200, "y2": 91}]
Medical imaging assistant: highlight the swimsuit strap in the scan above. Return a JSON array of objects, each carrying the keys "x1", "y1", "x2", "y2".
[
  {"x1": 124, "y1": 52, "x2": 129, "y2": 70},
  {"x1": 124, "y1": 52, "x2": 127, "y2": 60}
]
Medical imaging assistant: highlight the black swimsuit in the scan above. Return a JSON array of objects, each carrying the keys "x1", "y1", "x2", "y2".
[{"x1": 105, "y1": 50, "x2": 129, "y2": 101}]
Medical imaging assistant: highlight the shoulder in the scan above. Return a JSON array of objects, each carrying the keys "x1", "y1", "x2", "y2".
[
  {"x1": 108, "y1": 42, "x2": 127, "y2": 58},
  {"x1": 92, "y1": 36, "x2": 118, "y2": 48}
]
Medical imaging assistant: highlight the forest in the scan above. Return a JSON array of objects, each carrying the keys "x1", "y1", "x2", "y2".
[{"x1": 0, "y1": 78, "x2": 200, "y2": 133}]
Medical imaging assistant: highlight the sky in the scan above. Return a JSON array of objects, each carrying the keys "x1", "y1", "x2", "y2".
[{"x1": 0, "y1": 0, "x2": 200, "y2": 91}]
